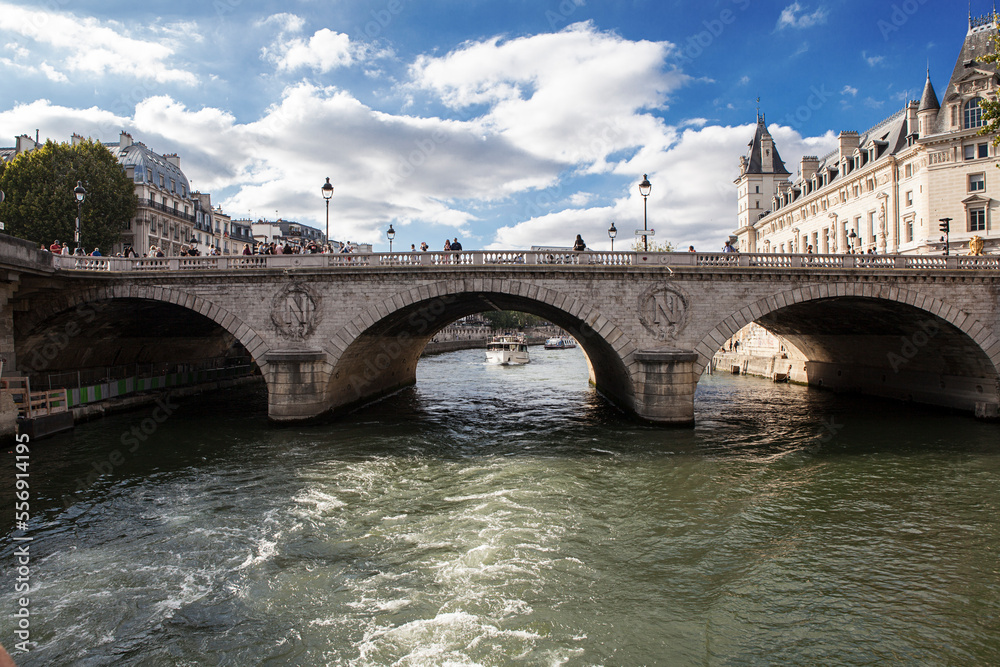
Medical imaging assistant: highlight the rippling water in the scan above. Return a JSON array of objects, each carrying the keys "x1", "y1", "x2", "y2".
[{"x1": 4, "y1": 346, "x2": 1000, "y2": 665}]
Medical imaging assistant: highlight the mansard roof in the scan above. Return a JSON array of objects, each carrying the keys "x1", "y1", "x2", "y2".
[
  {"x1": 929, "y1": 15, "x2": 1000, "y2": 134},
  {"x1": 744, "y1": 114, "x2": 790, "y2": 175},
  {"x1": 106, "y1": 140, "x2": 191, "y2": 199}
]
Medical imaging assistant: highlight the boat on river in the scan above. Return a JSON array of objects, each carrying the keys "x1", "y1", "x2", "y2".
[
  {"x1": 544, "y1": 336, "x2": 577, "y2": 349},
  {"x1": 486, "y1": 333, "x2": 530, "y2": 365}
]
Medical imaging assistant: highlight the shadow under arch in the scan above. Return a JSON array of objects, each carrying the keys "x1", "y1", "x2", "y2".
[
  {"x1": 694, "y1": 282, "x2": 1000, "y2": 412},
  {"x1": 321, "y1": 279, "x2": 637, "y2": 418},
  {"x1": 14, "y1": 285, "x2": 269, "y2": 379}
]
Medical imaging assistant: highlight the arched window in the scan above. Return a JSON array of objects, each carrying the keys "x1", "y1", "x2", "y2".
[{"x1": 964, "y1": 97, "x2": 984, "y2": 129}]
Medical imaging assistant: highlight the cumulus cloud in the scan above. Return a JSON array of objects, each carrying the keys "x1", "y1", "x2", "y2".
[
  {"x1": 841, "y1": 85, "x2": 858, "y2": 96},
  {"x1": 0, "y1": 1, "x2": 197, "y2": 84},
  {"x1": 409, "y1": 22, "x2": 689, "y2": 168},
  {"x1": 776, "y1": 3, "x2": 829, "y2": 30},
  {"x1": 263, "y1": 28, "x2": 358, "y2": 73}
]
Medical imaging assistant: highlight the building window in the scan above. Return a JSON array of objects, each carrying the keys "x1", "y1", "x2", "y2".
[
  {"x1": 905, "y1": 218, "x2": 913, "y2": 242},
  {"x1": 965, "y1": 145, "x2": 976, "y2": 160},
  {"x1": 159, "y1": 174, "x2": 165, "y2": 188},
  {"x1": 755, "y1": 185, "x2": 760, "y2": 193},
  {"x1": 906, "y1": 190, "x2": 913, "y2": 206},
  {"x1": 979, "y1": 143, "x2": 989, "y2": 159},
  {"x1": 970, "y1": 208, "x2": 986, "y2": 231},
  {"x1": 905, "y1": 164, "x2": 912, "y2": 178},
  {"x1": 970, "y1": 173, "x2": 986, "y2": 192},
  {"x1": 170, "y1": 179, "x2": 176, "y2": 193},
  {"x1": 964, "y1": 97, "x2": 984, "y2": 129}
]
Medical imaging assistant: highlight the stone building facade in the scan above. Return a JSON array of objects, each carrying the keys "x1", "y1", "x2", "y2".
[{"x1": 735, "y1": 14, "x2": 1000, "y2": 256}]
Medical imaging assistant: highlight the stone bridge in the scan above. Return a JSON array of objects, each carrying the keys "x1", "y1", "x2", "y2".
[{"x1": 2, "y1": 234, "x2": 999, "y2": 426}]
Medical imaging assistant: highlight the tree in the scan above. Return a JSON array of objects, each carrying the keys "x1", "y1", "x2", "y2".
[
  {"x1": 0, "y1": 139, "x2": 137, "y2": 252},
  {"x1": 480, "y1": 311, "x2": 544, "y2": 330},
  {"x1": 630, "y1": 239, "x2": 674, "y2": 252}
]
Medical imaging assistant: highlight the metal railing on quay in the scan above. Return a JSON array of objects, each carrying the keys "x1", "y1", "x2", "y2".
[
  {"x1": 50, "y1": 251, "x2": 1000, "y2": 272},
  {"x1": 36, "y1": 357, "x2": 254, "y2": 390}
]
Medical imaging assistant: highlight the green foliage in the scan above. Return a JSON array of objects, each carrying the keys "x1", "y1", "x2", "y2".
[
  {"x1": 630, "y1": 238, "x2": 674, "y2": 252},
  {"x1": 479, "y1": 311, "x2": 544, "y2": 330},
  {"x1": 0, "y1": 139, "x2": 137, "y2": 251}
]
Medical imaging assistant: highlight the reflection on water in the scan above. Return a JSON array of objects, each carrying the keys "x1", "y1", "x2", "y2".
[{"x1": 3, "y1": 346, "x2": 1000, "y2": 665}]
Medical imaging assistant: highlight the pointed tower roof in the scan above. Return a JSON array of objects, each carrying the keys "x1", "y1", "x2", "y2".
[
  {"x1": 918, "y1": 70, "x2": 940, "y2": 112},
  {"x1": 744, "y1": 114, "x2": 790, "y2": 175}
]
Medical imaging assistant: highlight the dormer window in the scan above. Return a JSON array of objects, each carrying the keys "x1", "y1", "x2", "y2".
[{"x1": 965, "y1": 97, "x2": 984, "y2": 129}]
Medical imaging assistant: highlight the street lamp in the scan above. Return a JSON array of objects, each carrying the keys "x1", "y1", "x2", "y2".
[
  {"x1": 387, "y1": 223, "x2": 395, "y2": 252},
  {"x1": 848, "y1": 229, "x2": 857, "y2": 253},
  {"x1": 608, "y1": 221, "x2": 617, "y2": 251},
  {"x1": 73, "y1": 180, "x2": 86, "y2": 252},
  {"x1": 321, "y1": 177, "x2": 334, "y2": 249},
  {"x1": 638, "y1": 174, "x2": 651, "y2": 252}
]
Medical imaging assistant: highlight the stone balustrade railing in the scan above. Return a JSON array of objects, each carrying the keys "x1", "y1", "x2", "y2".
[{"x1": 48, "y1": 250, "x2": 1000, "y2": 272}]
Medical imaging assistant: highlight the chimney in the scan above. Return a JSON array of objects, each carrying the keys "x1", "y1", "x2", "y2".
[
  {"x1": 71, "y1": 133, "x2": 85, "y2": 146},
  {"x1": 905, "y1": 101, "x2": 919, "y2": 137},
  {"x1": 164, "y1": 153, "x2": 180, "y2": 168},
  {"x1": 800, "y1": 155, "x2": 820, "y2": 181},
  {"x1": 119, "y1": 130, "x2": 133, "y2": 148},
  {"x1": 837, "y1": 131, "x2": 860, "y2": 163}
]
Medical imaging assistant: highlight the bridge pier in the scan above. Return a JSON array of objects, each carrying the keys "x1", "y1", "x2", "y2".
[
  {"x1": 632, "y1": 350, "x2": 699, "y2": 426},
  {"x1": 263, "y1": 350, "x2": 333, "y2": 422}
]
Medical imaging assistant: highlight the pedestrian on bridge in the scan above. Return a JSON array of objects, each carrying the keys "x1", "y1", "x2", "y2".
[{"x1": 573, "y1": 235, "x2": 586, "y2": 251}]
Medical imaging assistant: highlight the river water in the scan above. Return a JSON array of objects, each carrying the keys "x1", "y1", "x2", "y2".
[{"x1": 4, "y1": 346, "x2": 1000, "y2": 665}]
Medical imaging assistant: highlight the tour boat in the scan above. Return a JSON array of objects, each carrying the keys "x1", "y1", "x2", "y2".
[
  {"x1": 544, "y1": 336, "x2": 577, "y2": 349},
  {"x1": 486, "y1": 334, "x2": 530, "y2": 365}
]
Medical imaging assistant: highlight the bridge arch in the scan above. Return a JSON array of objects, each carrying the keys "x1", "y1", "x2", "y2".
[
  {"x1": 695, "y1": 281, "x2": 1000, "y2": 411},
  {"x1": 14, "y1": 284, "x2": 270, "y2": 375},
  {"x1": 317, "y1": 278, "x2": 639, "y2": 418}
]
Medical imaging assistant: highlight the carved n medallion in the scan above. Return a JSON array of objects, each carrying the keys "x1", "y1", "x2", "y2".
[
  {"x1": 271, "y1": 282, "x2": 321, "y2": 341},
  {"x1": 638, "y1": 285, "x2": 689, "y2": 341}
]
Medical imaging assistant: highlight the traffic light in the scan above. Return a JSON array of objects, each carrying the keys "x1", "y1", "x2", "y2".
[{"x1": 938, "y1": 218, "x2": 951, "y2": 233}]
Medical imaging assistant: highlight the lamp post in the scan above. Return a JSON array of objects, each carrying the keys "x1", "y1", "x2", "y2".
[
  {"x1": 848, "y1": 229, "x2": 857, "y2": 253},
  {"x1": 638, "y1": 174, "x2": 651, "y2": 252},
  {"x1": 73, "y1": 180, "x2": 86, "y2": 253},
  {"x1": 321, "y1": 177, "x2": 334, "y2": 250},
  {"x1": 387, "y1": 223, "x2": 395, "y2": 252},
  {"x1": 608, "y1": 221, "x2": 617, "y2": 251}
]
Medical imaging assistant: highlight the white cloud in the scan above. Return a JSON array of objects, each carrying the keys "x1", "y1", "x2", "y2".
[
  {"x1": 841, "y1": 85, "x2": 858, "y2": 96},
  {"x1": 491, "y1": 122, "x2": 837, "y2": 253},
  {"x1": 863, "y1": 51, "x2": 885, "y2": 67},
  {"x1": 264, "y1": 28, "x2": 357, "y2": 72},
  {"x1": 409, "y1": 22, "x2": 688, "y2": 169},
  {"x1": 777, "y1": 3, "x2": 829, "y2": 30},
  {"x1": 0, "y1": 2, "x2": 197, "y2": 84}
]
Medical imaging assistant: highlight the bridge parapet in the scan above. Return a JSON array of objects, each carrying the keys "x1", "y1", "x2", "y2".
[{"x1": 46, "y1": 251, "x2": 1000, "y2": 273}]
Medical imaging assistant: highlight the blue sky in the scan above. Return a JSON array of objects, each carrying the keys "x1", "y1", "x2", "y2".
[{"x1": 0, "y1": 0, "x2": 978, "y2": 251}]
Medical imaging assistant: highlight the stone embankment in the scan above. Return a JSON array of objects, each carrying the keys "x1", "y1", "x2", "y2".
[{"x1": 711, "y1": 351, "x2": 807, "y2": 384}]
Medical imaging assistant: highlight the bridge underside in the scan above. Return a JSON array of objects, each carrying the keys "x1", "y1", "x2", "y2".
[
  {"x1": 265, "y1": 291, "x2": 640, "y2": 422},
  {"x1": 15, "y1": 298, "x2": 250, "y2": 380},
  {"x1": 756, "y1": 297, "x2": 1000, "y2": 412}
]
